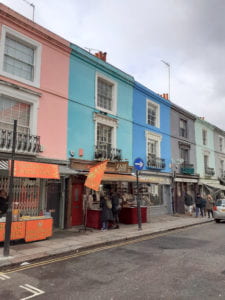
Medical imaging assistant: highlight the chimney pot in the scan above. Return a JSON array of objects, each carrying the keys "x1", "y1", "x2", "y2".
[{"x1": 95, "y1": 51, "x2": 107, "y2": 61}]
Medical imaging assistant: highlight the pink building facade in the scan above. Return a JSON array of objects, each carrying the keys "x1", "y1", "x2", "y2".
[{"x1": 0, "y1": 4, "x2": 71, "y2": 228}]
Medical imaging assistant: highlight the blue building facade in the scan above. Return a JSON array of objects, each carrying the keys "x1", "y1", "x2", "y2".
[
  {"x1": 133, "y1": 82, "x2": 172, "y2": 216},
  {"x1": 67, "y1": 46, "x2": 135, "y2": 227},
  {"x1": 68, "y1": 46, "x2": 134, "y2": 164}
]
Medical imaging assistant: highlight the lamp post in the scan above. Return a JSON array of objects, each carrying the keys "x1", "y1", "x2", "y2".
[{"x1": 161, "y1": 60, "x2": 170, "y2": 100}]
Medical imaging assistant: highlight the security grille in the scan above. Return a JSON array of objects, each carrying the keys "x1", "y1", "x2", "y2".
[{"x1": 0, "y1": 176, "x2": 40, "y2": 216}]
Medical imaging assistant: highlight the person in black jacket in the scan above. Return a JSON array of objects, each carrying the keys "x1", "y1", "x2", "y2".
[
  {"x1": 195, "y1": 193, "x2": 204, "y2": 217},
  {"x1": 0, "y1": 189, "x2": 8, "y2": 216}
]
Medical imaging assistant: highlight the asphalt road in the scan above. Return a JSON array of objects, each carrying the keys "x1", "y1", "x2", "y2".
[{"x1": 0, "y1": 222, "x2": 225, "y2": 300}]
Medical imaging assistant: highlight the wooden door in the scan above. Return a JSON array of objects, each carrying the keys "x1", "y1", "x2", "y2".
[{"x1": 72, "y1": 184, "x2": 83, "y2": 226}]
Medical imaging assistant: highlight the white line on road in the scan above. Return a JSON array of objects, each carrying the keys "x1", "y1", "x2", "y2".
[
  {"x1": 19, "y1": 284, "x2": 45, "y2": 300},
  {"x1": 0, "y1": 273, "x2": 10, "y2": 280}
]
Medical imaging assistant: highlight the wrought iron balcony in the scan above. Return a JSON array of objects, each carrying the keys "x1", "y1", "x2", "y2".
[
  {"x1": 0, "y1": 129, "x2": 41, "y2": 154},
  {"x1": 147, "y1": 154, "x2": 166, "y2": 169},
  {"x1": 94, "y1": 144, "x2": 122, "y2": 161},
  {"x1": 205, "y1": 167, "x2": 215, "y2": 176},
  {"x1": 180, "y1": 163, "x2": 195, "y2": 175}
]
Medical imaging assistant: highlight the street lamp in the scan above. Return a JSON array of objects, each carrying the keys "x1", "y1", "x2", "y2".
[{"x1": 161, "y1": 60, "x2": 170, "y2": 100}]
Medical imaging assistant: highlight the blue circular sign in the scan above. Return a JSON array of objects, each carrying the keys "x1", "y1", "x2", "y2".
[{"x1": 133, "y1": 157, "x2": 144, "y2": 170}]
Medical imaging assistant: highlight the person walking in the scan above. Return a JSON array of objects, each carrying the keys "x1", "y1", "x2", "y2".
[
  {"x1": 184, "y1": 192, "x2": 193, "y2": 216},
  {"x1": 206, "y1": 194, "x2": 214, "y2": 218},
  {"x1": 195, "y1": 193, "x2": 204, "y2": 217},
  {"x1": 200, "y1": 196, "x2": 206, "y2": 217},
  {"x1": 100, "y1": 193, "x2": 113, "y2": 231},
  {"x1": 111, "y1": 192, "x2": 121, "y2": 229}
]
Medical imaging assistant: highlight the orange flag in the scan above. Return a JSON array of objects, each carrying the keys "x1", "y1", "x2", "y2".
[{"x1": 84, "y1": 160, "x2": 108, "y2": 191}]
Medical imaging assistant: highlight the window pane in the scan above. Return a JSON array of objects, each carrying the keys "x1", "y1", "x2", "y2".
[
  {"x1": 0, "y1": 95, "x2": 30, "y2": 134},
  {"x1": 97, "y1": 78, "x2": 113, "y2": 111},
  {"x1": 97, "y1": 123, "x2": 112, "y2": 150},
  {"x1": 4, "y1": 36, "x2": 34, "y2": 81},
  {"x1": 147, "y1": 103, "x2": 156, "y2": 126}
]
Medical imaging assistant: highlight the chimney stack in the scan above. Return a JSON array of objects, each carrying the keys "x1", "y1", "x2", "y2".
[
  {"x1": 160, "y1": 93, "x2": 169, "y2": 100},
  {"x1": 95, "y1": 51, "x2": 107, "y2": 62}
]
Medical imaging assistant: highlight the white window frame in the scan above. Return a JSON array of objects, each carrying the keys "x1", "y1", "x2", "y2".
[
  {"x1": 145, "y1": 131, "x2": 162, "y2": 159},
  {"x1": 0, "y1": 81, "x2": 40, "y2": 135},
  {"x1": 219, "y1": 135, "x2": 224, "y2": 152},
  {"x1": 95, "y1": 73, "x2": 117, "y2": 115},
  {"x1": 202, "y1": 128, "x2": 207, "y2": 145},
  {"x1": 0, "y1": 25, "x2": 41, "y2": 88},
  {"x1": 94, "y1": 113, "x2": 118, "y2": 148},
  {"x1": 146, "y1": 99, "x2": 160, "y2": 128}
]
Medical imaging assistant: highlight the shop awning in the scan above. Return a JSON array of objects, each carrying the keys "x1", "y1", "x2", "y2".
[
  {"x1": 12, "y1": 160, "x2": 60, "y2": 179},
  {"x1": 59, "y1": 165, "x2": 78, "y2": 175},
  {"x1": 203, "y1": 183, "x2": 225, "y2": 191}
]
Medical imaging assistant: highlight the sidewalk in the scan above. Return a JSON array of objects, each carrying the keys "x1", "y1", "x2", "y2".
[{"x1": 0, "y1": 214, "x2": 213, "y2": 269}]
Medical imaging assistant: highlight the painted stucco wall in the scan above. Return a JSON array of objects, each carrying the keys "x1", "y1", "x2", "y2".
[
  {"x1": 213, "y1": 129, "x2": 225, "y2": 178},
  {"x1": 195, "y1": 118, "x2": 216, "y2": 178},
  {"x1": 0, "y1": 5, "x2": 70, "y2": 160},
  {"x1": 133, "y1": 82, "x2": 171, "y2": 172},
  {"x1": 170, "y1": 106, "x2": 196, "y2": 171},
  {"x1": 68, "y1": 45, "x2": 134, "y2": 164}
]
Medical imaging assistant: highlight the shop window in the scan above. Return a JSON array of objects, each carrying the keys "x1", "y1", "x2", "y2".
[
  {"x1": 96, "y1": 74, "x2": 117, "y2": 114},
  {"x1": 146, "y1": 99, "x2": 160, "y2": 128},
  {"x1": 0, "y1": 26, "x2": 41, "y2": 87},
  {"x1": 149, "y1": 184, "x2": 163, "y2": 206}
]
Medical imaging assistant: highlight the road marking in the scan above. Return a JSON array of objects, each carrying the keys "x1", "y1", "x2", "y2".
[
  {"x1": 20, "y1": 284, "x2": 45, "y2": 300},
  {"x1": 0, "y1": 273, "x2": 10, "y2": 280},
  {"x1": 2, "y1": 222, "x2": 209, "y2": 275}
]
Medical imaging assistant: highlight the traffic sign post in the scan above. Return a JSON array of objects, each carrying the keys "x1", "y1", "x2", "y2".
[{"x1": 133, "y1": 158, "x2": 144, "y2": 231}]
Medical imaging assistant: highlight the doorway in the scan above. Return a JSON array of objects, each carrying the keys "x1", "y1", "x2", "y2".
[{"x1": 72, "y1": 183, "x2": 83, "y2": 226}]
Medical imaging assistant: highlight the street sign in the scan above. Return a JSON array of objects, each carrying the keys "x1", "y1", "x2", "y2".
[{"x1": 134, "y1": 157, "x2": 144, "y2": 171}]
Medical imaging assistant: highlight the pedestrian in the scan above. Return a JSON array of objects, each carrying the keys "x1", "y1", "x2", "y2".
[
  {"x1": 201, "y1": 196, "x2": 206, "y2": 217},
  {"x1": 206, "y1": 194, "x2": 214, "y2": 218},
  {"x1": 184, "y1": 192, "x2": 193, "y2": 216},
  {"x1": 195, "y1": 193, "x2": 204, "y2": 217},
  {"x1": 100, "y1": 193, "x2": 113, "y2": 231},
  {"x1": 111, "y1": 192, "x2": 122, "y2": 229},
  {"x1": 0, "y1": 189, "x2": 8, "y2": 217}
]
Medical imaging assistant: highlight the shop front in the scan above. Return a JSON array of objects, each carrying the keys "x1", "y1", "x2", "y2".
[
  {"x1": 173, "y1": 175, "x2": 199, "y2": 214},
  {"x1": 0, "y1": 159, "x2": 68, "y2": 242},
  {"x1": 198, "y1": 179, "x2": 225, "y2": 199},
  {"x1": 68, "y1": 159, "x2": 171, "y2": 229}
]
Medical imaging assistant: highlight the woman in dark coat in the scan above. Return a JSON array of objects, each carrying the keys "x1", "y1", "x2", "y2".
[{"x1": 100, "y1": 193, "x2": 113, "y2": 231}]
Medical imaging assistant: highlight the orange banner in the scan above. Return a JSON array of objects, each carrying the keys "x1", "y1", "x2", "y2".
[
  {"x1": 84, "y1": 160, "x2": 108, "y2": 191},
  {"x1": 11, "y1": 161, "x2": 60, "y2": 179}
]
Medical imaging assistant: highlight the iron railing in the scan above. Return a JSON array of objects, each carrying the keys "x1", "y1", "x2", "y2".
[
  {"x1": 180, "y1": 163, "x2": 195, "y2": 175},
  {"x1": 0, "y1": 129, "x2": 41, "y2": 154},
  {"x1": 205, "y1": 167, "x2": 215, "y2": 176},
  {"x1": 147, "y1": 154, "x2": 165, "y2": 169},
  {"x1": 94, "y1": 144, "x2": 122, "y2": 161}
]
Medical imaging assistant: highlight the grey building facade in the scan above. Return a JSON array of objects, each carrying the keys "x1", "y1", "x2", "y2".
[{"x1": 170, "y1": 104, "x2": 199, "y2": 213}]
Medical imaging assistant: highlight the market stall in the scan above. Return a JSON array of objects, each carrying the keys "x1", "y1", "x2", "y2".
[{"x1": 0, "y1": 216, "x2": 53, "y2": 242}]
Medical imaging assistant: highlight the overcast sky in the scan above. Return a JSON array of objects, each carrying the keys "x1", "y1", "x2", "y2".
[{"x1": 2, "y1": 0, "x2": 225, "y2": 130}]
